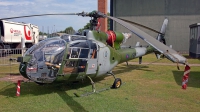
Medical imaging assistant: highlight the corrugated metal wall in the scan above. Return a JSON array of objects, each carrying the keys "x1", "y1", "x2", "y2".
[{"x1": 112, "y1": 0, "x2": 200, "y2": 53}]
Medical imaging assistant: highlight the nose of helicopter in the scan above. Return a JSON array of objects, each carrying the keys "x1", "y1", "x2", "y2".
[
  {"x1": 26, "y1": 61, "x2": 56, "y2": 83},
  {"x1": 19, "y1": 37, "x2": 66, "y2": 84}
]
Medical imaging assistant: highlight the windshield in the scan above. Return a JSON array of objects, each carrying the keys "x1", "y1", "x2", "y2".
[
  {"x1": 25, "y1": 37, "x2": 66, "y2": 63},
  {"x1": 60, "y1": 34, "x2": 70, "y2": 42},
  {"x1": 24, "y1": 37, "x2": 66, "y2": 83}
]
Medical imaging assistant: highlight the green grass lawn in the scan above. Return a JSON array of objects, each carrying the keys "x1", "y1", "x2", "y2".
[
  {"x1": 0, "y1": 54, "x2": 21, "y2": 77},
  {"x1": 0, "y1": 54, "x2": 200, "y2": 111},
  {"x1": 131, "y1": 53, "x2": 200, "y2": 64}
]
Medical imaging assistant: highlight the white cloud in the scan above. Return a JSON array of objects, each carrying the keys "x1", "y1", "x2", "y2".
[{"x1": 0, "y1": 1, "x2": 34, "y2": 6}]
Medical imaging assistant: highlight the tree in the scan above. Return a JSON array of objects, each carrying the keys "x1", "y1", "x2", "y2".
[
  {"x1": 78, "y1": 23, "x2": 90, "y2": 33},
  {"x1": 39, "y1": 31, "x2": 47, "y2": 35},
  {"x1": 64, "y1": 26, "x2": 75, "y2": 34},
  {"x1": 78, "y1": 28, "x2": 83, "y2": 33},
  {"x1": 83, "y1": 23, "x2": 90, "y2": 29},
  {"x1": 107, "y1": 12, "x2": 110, "y2": 30}
]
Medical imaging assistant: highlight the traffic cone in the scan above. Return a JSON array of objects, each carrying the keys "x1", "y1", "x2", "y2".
[{"x1": 16, "y1": 80, "x2": 21, "y2": 96}]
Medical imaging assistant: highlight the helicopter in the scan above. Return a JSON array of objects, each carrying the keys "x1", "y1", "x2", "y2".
[{"x1": 0, "y1": 11, "x2": 190, "y2": 95}]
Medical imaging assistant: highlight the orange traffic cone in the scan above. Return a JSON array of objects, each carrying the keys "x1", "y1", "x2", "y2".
[{"x1": 16, "y1": 80, "x2": 21, "y2": 96}]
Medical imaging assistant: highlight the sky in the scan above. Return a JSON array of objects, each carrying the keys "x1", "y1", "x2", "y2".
[{"x1": 0, "y1": 0, "x2": 110, "y2": 33}]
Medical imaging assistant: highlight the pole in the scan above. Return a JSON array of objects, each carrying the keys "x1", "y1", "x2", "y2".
[
  {"x1": 21, "y1": 37, "x2": 25, "y2": 56},
  {"x1": 48, "y1": 26, "x2": 49, "y2": 38},
  {"x1": 16, "y1": 80, "x2": 21, "y2": 96},
  {"x1": 42, "y1": 26, "x2": 44, "y2": 37},
  {"x1": 0, "y1": 27, "x2": 1, "y2": 38}
]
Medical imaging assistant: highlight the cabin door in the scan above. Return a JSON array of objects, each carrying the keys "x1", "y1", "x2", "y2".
[
  {"x1": 86, "y1": 59, "x2": 98, "y2": 74},
  {"x1": 86, "y1": 47, "x2": 98, "y2": 74}
]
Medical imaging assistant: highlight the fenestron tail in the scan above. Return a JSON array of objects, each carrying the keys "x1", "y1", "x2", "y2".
[
  {"x1": 157, "y1": 18, "x2": 168, "y2": 44},
  {"x1": 155, "y1": 18, "x2": 168, "y2": 59}
]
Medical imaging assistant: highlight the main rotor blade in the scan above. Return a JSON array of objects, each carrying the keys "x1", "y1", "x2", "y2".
[
  {"x1": 118, "y1": 18, "x2": 164, "y2": 35},
  {"x1": 107, "y1": 15, "x2": 187, "y2": 64},
  {"x1": 0, "y1": 13, "x2": 78, "y2": 20}
]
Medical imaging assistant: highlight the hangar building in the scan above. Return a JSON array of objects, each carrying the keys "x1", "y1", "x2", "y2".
[{"x1": 110, "y1": 0, "x2": 200, "y2": 53}]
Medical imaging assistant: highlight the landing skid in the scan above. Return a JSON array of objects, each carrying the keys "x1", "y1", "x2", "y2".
[
  {"x1": 74, "y1": 86, "x2": 111, "y2": 97},
  {"x1": 74, "y1": 74, "x2": 124, "y2": 97},
  {"x1": 74, "y1": 82, "x2": 126, "y2": 97}
]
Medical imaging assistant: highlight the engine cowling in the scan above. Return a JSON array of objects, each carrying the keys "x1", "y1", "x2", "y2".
[{"x1": 106, "y1": 31, "x2": 131, "y2": 50}]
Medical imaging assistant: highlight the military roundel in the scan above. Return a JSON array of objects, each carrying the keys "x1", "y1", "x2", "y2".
[{"x1": 126, "y1": 54, "x2": 129, "y2": 59}]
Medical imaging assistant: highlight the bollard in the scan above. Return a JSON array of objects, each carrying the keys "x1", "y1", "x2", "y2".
[{"x1": 16, "y1": 80, "x2": 21, "y2": 96}]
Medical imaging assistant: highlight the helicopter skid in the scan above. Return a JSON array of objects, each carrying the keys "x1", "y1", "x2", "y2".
[
  {"x1": 74, "y1": 82, "x2": 126, "y2": 97},
  {"x1": 74, "y1": 87, "x2": 111, "y2": 97}
]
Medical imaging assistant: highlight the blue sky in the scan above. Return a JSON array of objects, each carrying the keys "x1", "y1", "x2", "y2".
[{"x1": 0, "y1": 0, "x2": 110, "y2": 33}]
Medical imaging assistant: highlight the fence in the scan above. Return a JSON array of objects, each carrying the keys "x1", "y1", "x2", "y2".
[{"x1": 0, "y1": 48, "x2": 27, "y2": 74}]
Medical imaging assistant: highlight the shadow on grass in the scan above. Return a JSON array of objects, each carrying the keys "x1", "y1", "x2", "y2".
[
  {"x1": 113, "y1": 64, "x2": 152, "y2": 75},
  {"x1": 57, "y1": 91, "x2": 88, "y2": 112},
  {"x1": 172, "y1": 71, "x2": 200, "y2": 88},
  {"x1": 0, "y1": 76, "x2": 108, "y2": 96},
  {"x1": 0, "y1": 77, "x2": 111, "y2": 112},
  {"x1": 0, "y1": 64, "x2": 150, "y2": 111}
]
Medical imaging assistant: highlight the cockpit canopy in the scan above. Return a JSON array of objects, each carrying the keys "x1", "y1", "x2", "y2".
[
  {"x1": 25, "y1": 37, "x2": 66, "y2": 64},
  {"x1": 22, "y1": 35, "x2": 98, "y2": 84},
  {"x1": 60, "y1": 34, "x2": 86, "y2": 42},
  {"x1": 25, "y1": 37, "x2": 97, "y2": 64}
]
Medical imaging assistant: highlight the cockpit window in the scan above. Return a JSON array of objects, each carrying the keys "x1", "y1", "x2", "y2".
[
  {"x1": 25, "y1": 37, "x2": 66, "y2": 64},
  {"x1": 79, "y1": 49, "x2": 89, "y2": 58},
  {"x1": 68, "y1": 40, "x2": 97, "y2": 59},
  {"x1": 71, "y1": 36, "x2": 86, "y2": 41},
  {"x1": 70, "y1": 48, "x2": 80, "y2": 58},
  {"x1": 60, "y1": 35, "x2": 70, "y2": 42},
  {"x1": 69, "y1": 47, "x2": 89, "y2": 59},
  {"x1": 61, "y1": 34, "x2": 86, "y2": 42}
]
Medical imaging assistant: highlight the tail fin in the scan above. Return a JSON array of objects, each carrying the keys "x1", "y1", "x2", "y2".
[
  {"x1": 155, "y1": 18, "x2": 168, "y2": 59},
  {"x1": 157, "y1": 18, "x2": 168, "y2": 44}
]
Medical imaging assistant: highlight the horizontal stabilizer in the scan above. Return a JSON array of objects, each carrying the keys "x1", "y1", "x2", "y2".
[{"x1": 108, "y1": 16, "x2": 187, "y2": 65}]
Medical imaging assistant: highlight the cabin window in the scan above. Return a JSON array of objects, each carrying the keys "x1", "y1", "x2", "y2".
[
  {"x1": 60, "y1": 35, "x2": 70, "y2": 42},
  {"x1": 79, "y1": 48, "x2": 89, "y2": 58},
  {"x1": 89, "y1": 49, "x2": 97, "y2": 59},
  {"x1": 52, "y1": 51, "x2": 64, "y2": 64},
  {"x1": 69, "y1": 40, "x2": 97, "y2": 59},
  {"x1": 69, "y1": 47, "x2": 90, "y2": 59}
]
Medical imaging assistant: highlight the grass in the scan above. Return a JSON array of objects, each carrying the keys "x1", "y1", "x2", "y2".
[
  {"x1": 0, "y1": 53, "x2": 21, "y2": 77},
  {"x1": 131, "y1": 53, "x2": 200, "y2": 64},
  {"x1": 0, "y1": 53, "x2": 200, "y2": 111}
]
